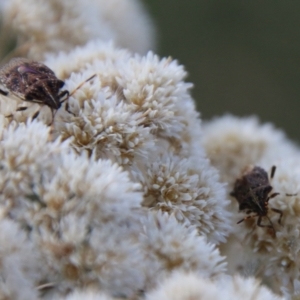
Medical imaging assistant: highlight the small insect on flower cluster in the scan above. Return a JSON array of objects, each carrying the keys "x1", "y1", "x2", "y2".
[
  {"x1": 230, "y1": 165, "x2": 282, "y2": 230},
  {"x1": 0, "y1": 57, "x2": 95, "y2": 122}
]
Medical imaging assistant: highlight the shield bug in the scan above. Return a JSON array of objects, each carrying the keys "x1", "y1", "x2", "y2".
[
  {"x1": 0, "y1": 57, "x2": 95, "y2": 121},
  {"x1": 230, "y1": 165, "x2": 282, "y2": 230}
]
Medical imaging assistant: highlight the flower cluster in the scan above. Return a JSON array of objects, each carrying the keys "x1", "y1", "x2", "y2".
[
  {"x1": 203, "y1": 115, "x2": 300, "y2": 297},
  {"x1": 0, "y1": 0, "x2": 297, "y2": 299},
  {"x1": 0, "y1": 0, "x2": 155, "y2": 60},
  {"x1": 0, "y1": 121, "x2": 227, "y2": 299},
  {"x1": 41, "y1": 41, "x2": 232, "y2": 245}
]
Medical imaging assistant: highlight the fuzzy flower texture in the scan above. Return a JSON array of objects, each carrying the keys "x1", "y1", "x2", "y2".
[{"x1": 0, "y1": 0, "x2": 297, "y2": 300}]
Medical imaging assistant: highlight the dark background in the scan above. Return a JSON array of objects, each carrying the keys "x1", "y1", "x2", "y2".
[{"x1": 143, "y1": 0, "x2": 300, "y2": 142}]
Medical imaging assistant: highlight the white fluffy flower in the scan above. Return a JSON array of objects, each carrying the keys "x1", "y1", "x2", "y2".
[
  {"x1": 0, "y1": 121, "x2": 149, "y2": 297},
  {"x1": 139, "y1": 212, "x2": 227, "y2": 279},
  {"x1": 145, "y1": 272, "x2": 283, "y2": 300},
  {"x1": 58, "y1": 290, "x2": 114, "y2": 300},
  {"x1": 0, "y1": 120, "x2": 229, "y2": 298},
  {"x1": 0, "y1": 121, "x2": 142, "y2": 226},
  {"x1": 55, "y1": 84, "x2": 154, "y2": 166},
  {"x1": 0, "y1": 1, "x2": 263, "y2": 294},
  {"x1": 0, "y1": 219, "x2": 40, "y2": 300},
  {"x1": 48, "y1": 43, "x2": 197, "y2": 150},
  {"x1": 134, "y1": 154, "x2": 232, "y2": 244},
  {"x1": 202, "y1": 115, "x2": 298, "y2": 186},
  {"x1": 203, "y1": 115, "x2": 300, "y2": 298},
  {"x1": 233, "y1": 158, "x2": 300, "y2": 297},
  {"x1": 45, "y1": 41, "x2": 233, "y2": 244},
  {"x1": 0, "y1": 0, "x2": 155, "y2": 60}
]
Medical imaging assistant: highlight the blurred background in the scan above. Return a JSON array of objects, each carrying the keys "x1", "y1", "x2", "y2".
[{"x1": 143, "y1": 0, "x2": 300, "y2": 142}]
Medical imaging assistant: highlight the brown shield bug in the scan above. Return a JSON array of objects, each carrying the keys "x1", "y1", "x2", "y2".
[
  {"x1": 0, "y1": 57, "x2": 95, "y2": 121},
  {"x1": 230, "y1": 165, "x2": 283, "y2": 230}
]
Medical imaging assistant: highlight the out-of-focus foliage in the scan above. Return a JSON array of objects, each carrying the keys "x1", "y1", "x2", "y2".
[{"x1": 144, "y1": 0, "x2": 300, "y2": 142}]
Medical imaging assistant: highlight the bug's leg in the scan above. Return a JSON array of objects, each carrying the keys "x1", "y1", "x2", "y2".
[
  {"x1": 286, "y1": 193, "x2": 297, "y2": 196},
  {"x1": 58, "y1": 90, "x2": 75, "y2": 116},
  {"x1": 271, "y1": 208, "x2": 283, "y2": 224},
  {"x1": 49, "y1": 108, "x2": 55, "y2": 125},
  {"x1": 5, "y1": 106, "x2": 29, "y2": 118},
  {"x1": 270, "y1": 165, "x2": 276, "y2": 179},
  {"x1": 58, "y1": 90, "x2": 69, "y2": 104},
  {"x1": 32, "y1": 110, "x2": 40, "y2": 120},
  {"x1": 0, "y1": 89, "x2": 8, "y2": 96},
  {"x1": 257, "y1": 216, "x2": 274, "y2": 229},
  {"x1": 237, "y1": 214, "x2": 257, "y2": 224},
  {"x1": 266, "y1": 192, "x2": 280, "y2": 202},
  {"x1": 49, "y1": 109, "x2": 56, "y2": 134},
  {"x1": 64, "y1": 102, "x2": 76, "y2": 116},
  {"x1": 264, "y1": 201, "x2": 268, "y2": 210},
  {"x1": 65, "y1": 102, "x2": 70, "y2": 114},
  {"x1": 59, "y1": 90, "x2": 69, "y2": 98},
  {"x1": 16, "y1": 106, "x2": 28, "y2": 112}
]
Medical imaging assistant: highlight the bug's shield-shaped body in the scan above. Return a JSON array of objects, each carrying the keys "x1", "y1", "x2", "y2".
[
  {"x1": 231, "y1": 165, "x2": 285, "y2": 231},
  {"x1": 231, "y1": 166, "x2": 272, "y2": 217},
  {"x1": 0, "y1": 57, "x2": 66, "y2": 110}
]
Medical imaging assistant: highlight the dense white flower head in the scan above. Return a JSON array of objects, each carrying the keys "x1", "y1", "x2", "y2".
[
  {"x1": 0, "y1": 121, "x2": 145, "y2": 298},
  {"x1": 58, "y1": 290, "x2": 114, "y2": 300},
  {"x1": 0, "y1": 219, "x2": 40, "y2": 300},
  {"x1": 202, "y1": 115, "x2": 300, "y2": 298},
  {"x1": 4, "y1": 0, "x2": 299, "y2": 296},
  {"x1": 202, "y1": 115, "x2": 298, "y2": 186},
  {"x1": 0, "y1": 119, "x2": 228, "y2": 298},
  {"x1": 233, "y1": 158, "x2": 300, "y2": 297},
  {"x1": 134, "y1": 154, "x2": 232, "y2": 243},
  {"x1": 139, "y1": 212, "x2": 227, "y2": 279},
  {"x1": 45, "y1": 41, "x2": 232, "y2": 243},
  {"x1": 0, "y1": 0, "x2": 155, "y2": 60},
  {"x1": 145, "y1": 272, "x2": 283, "y2": 300}
]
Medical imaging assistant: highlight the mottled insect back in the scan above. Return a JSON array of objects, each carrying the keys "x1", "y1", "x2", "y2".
[
  {"x1": 0, "y1": 57, "x2": 68, "y2": 110},
  {"x1": 0, "y1": 57, "x2": 96, "y2": 122},
  {"x1": 231, "y1": 165, "x2": 282, "y2": 230}
]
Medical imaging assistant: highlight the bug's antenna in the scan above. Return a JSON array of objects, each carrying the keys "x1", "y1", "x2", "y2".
[
  {"x1": 69, "y1": 74, "x2": 97, "y2": 98},
  {"x1": 57, "y1": 74, "x2": 97, "y2": 118},
  {"x1": 59, "y1": 74, "x2": 97, "y2": 106}
]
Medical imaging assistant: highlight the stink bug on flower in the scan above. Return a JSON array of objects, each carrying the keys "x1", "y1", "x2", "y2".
[
  {"x1": 230, "y1": 165, "x2": 283, "y2": 230},
  {"x1": 0, "y1": 57, "x2": 96, "y2": 122}
]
